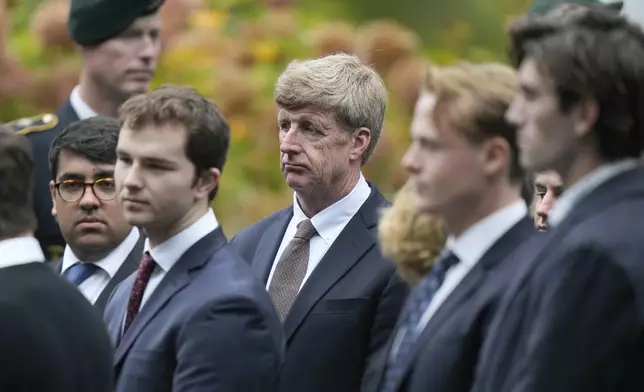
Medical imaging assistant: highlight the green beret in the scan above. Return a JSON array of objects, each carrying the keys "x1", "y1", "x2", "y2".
[
  {"x1": 68, "y1": 0, "x2": 165, "y2": 46},
  {"x1": 529, "y1": 0, "x2": 623, "y2": 16}
]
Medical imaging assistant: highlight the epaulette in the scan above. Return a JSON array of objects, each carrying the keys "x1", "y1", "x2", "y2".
[{"x1": 5, "y1": 113, "x2": 59, "y2": 136}]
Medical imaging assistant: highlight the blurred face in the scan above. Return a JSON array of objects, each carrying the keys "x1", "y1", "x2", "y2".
[
  {"x1": 115, "y1": 124, "x2": 218, "y2": 242},
  {"x1": 533, "y1": 170, "x2": 563, "y2": 231},
  {"x1": 506, "y1": 57, "x2": 590, "y2": 174},
  {"x1": 50, "y1": 150, "x2": 131, "y2": 261},
  {"x1": 278, "y1": 106, "x2": 369, "y2": 199},
  {"x1": 80, "y1": 14, "x2": 161, "y2": 100},
  {"x1": 402, "y1": 92, "x2": 502, "y2": 224}
]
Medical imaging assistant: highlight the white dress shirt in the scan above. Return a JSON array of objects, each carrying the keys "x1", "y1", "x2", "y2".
[
  {"x1": 548, "y1": 159, "x2": 639, "y2": 227},
  {"x1": 0, "y1": 236, "x2": 45, "y2": 269},
  {"x1": 61, "y1": 227, "x2": 140, "y2": 304},
  {"x1": 69, "y1": 85, "x2": 98, "y2": 120},
  {"x1": 139, "y1": 209, "x2": 220, "y2": 310},
  {"x1": 414, "y1": 200, "x2": 528, "y2": 333},
  {"x1": 266, "y1": 173, "x2": 371, "y2": 291},
  {"x1": 390, "y1": 200, "x2": 528, "y2": 357}
]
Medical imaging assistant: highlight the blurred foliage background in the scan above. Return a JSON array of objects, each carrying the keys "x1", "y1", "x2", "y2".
[{"x1": 1, "y1": 0, "x2": 532, "y2": 234}]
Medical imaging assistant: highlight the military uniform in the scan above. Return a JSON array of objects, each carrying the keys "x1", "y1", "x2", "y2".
[
  {"x1": 5, "y1": 101, "x2": 79, "y2": 260},
  {"x1": 4, "y1": 0, "x2": 164, "y2": 260}
]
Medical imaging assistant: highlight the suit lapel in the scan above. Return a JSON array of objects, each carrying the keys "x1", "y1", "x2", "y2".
[
  {"x1": 95, "y1": 234, "x2": 145, "y2": 311},
  {"x1": 282, "y1": 186, "x2": 386, "y2": 343},
  {"x1": 113, "y1": 228, "x2": 227, "y2": 366},
  {"x1": 251, "y1": 209, "x2": 292, "y2": 283},
  {"x1": 388, "y1": 217, "x2": 534, "y2": 391},
  {"x1": 107, "y1": 277, "x2": 133, "y2": 347}
]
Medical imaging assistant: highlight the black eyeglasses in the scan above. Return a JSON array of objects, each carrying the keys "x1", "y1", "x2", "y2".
[{"x1": 54, "y1": 178, "x2": 118, "y2": 203}]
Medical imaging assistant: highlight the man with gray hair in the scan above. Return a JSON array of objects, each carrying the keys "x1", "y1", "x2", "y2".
[{"x1": 231, "y1": 53, "x2": 408, "y2": 392}]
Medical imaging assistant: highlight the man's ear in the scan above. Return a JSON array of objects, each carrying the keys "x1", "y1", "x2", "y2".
[
  {"x1": 350, "y1": 127, "x2": 372, "y2": 163},
  {"x1": 194, "y1": 168, "x2": 221, "y2": 200},
  {"x1": 572, "y1": 98, "x2": 599, "y2": 139}
]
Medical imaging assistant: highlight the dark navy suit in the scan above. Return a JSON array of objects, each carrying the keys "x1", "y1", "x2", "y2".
[
  {"x1": 104, "y1": 228, "x2": 284, "y2": 392},
  {"x1": 363, "y1": 216, "x2": 535, "y2": 392},
  {"x1": 474, "y1": 165, "x2": 644, "y2": 392},
  {"x1": 231, "y1": 183, "x2": 409, "y2": 392}
]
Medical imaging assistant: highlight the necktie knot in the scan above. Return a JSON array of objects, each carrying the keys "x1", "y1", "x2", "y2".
[
  {"x1": 64, "y1": 262, "x2": 99, "y2": 286},
  {"x1": 294, "y1": 219, "x2": 317, "y2": 240}
]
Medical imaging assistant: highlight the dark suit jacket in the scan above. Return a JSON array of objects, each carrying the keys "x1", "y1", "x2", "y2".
[
  {"x1": 104, "y1": 228, "x2": 284, "y2": 392},
  {"x1": 231, "y1": 183, "x2": 409, "y2": 392},
  {"x1": 0, "y1": 262, "x2": 113, "y2": 392},
  {"x1": 9, "y1": 100, "x2": 79, "y2": 260},
  {"x1": 473, "y1": 165, "x2": 644, "y2": 392},
  {"x1": 51, "y1": 233, "x2": 144, "y2": 311}
]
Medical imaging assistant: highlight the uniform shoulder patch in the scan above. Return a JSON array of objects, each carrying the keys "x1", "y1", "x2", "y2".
[{"x1": 5, "y1": 113, "x2": 59, "y2": 136}]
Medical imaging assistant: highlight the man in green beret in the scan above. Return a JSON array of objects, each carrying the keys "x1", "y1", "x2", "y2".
[
  {"x1": 529, "y1": 0, "x2": 623, "y2": 15},
  {"x1": 5, "y1": 0, "x2": 164, "y2": 261}
]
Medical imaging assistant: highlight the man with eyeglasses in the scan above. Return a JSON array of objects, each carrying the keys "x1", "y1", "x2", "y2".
[{"x1": 48, "y1": 117, "x2": 142, "y2": 311}]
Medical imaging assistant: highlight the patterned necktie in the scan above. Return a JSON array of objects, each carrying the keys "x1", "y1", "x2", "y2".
[
  {"x1": 268, "y1": 219, "x2": 318, "y2": 321},
  {"x1": 64, "y1": 262, "x2": 99, "y2": 286},
  {"x1": 378, "y1": 250, "x2": 460, "y2": 392},
  {"x1": 123, "y1": 252, "x2": 157, "y2": 334}
]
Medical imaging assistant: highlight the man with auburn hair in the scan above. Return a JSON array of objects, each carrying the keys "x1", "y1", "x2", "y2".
[
  {"x1": 473, "y1": 6, "x2": 644, "y2": 392},
  {"x1": 0, "y1": 128, "x2": 113, "y2": 392},
  {"x1": 231, "y1": 53, "x2": 408, "y2": 392},
  {"x1": 367, "y1": 62, "x2": 534, "y2": 392},
  {"x1": 48, "y1": 117, "x2": 143, "y2": 311},
  {"x1": 4, "y1": 0, "x2": 163, "y2": 261},
  {"x1": 104, "y1": 85, "x2": 283, "y2": 392}
]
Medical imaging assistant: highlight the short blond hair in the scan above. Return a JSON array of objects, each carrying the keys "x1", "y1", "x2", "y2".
[
  {"x1": 378, "y1": 182, "x2": 448, "y2": 287},
  {"x1": 423, "y1": 62, "x2": 522, "y2": 181},
  {"x1": 274, "y1": 53, "x2": 387, "y2": 164}
]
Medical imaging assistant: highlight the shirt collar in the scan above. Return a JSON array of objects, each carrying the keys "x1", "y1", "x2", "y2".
[
  {"x1": 144, "y1": 209, "x2": 219, "y2": 273},
  {"x1": 446, "y1": 200, "x2": 528, "y2": 267},
  {"x1": 61, "y1": 227, "x2": 140, "y2": 277},
  {"x1": 292, "y1": 173, "x2": 371, "y2": 245},
  {"x1": 0, "y1": 236, "x2": 45, "y2": 269},
  {"x1": 69, "y1": 85, "x2": 99, "y2": 120},
  {"x1": 548, "y1": 159, "x2": 639, "y2": 227}
]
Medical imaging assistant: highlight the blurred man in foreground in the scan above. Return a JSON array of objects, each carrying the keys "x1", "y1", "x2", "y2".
[
  {"x1": 473, "y1": 5, "x2": 644, "y2": 391},
  {"x1": 370, "y1": 62, "x2": 534, "y2": 392}
]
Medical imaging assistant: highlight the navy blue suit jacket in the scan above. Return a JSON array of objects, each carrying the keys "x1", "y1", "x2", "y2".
[
  {"x1": 231, "y1": 183, "x2": 409, "y2": 392},
  {"x1": 474, "y1": 165, "x2": 644, "y2": 392},
  {"x1": 363, "y1": 216, "x2": 535, "y2": 392},
  {"x1": 104, "y1": 228, "x2": 285, "y2": 392}
]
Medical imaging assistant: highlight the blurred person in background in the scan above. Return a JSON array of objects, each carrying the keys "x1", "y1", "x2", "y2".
[
  {"x1": 4, "y1": 0, "x2": 163, "y2": 261},
  {"x1": 0, "y1": 127, "x2": 113, "y2": 392},
  {"x1": 473, "y1": 5, "x2": 644, "y2": 391},
  {"x1": 532, "y1": 170, "x2": 563, "y2": 230},
  {"x1": 370, "y1": 62, "x2": 535, "y2": 392},
  {"x1": 231, "y1": 53, "x2": 408, "y2": 392},
  {"x1": 48, "y1": 117, "x2": 143, "y2": 311},
  {"x1": 377, "y1": 181, "x2": 448, "y2": 287}
]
